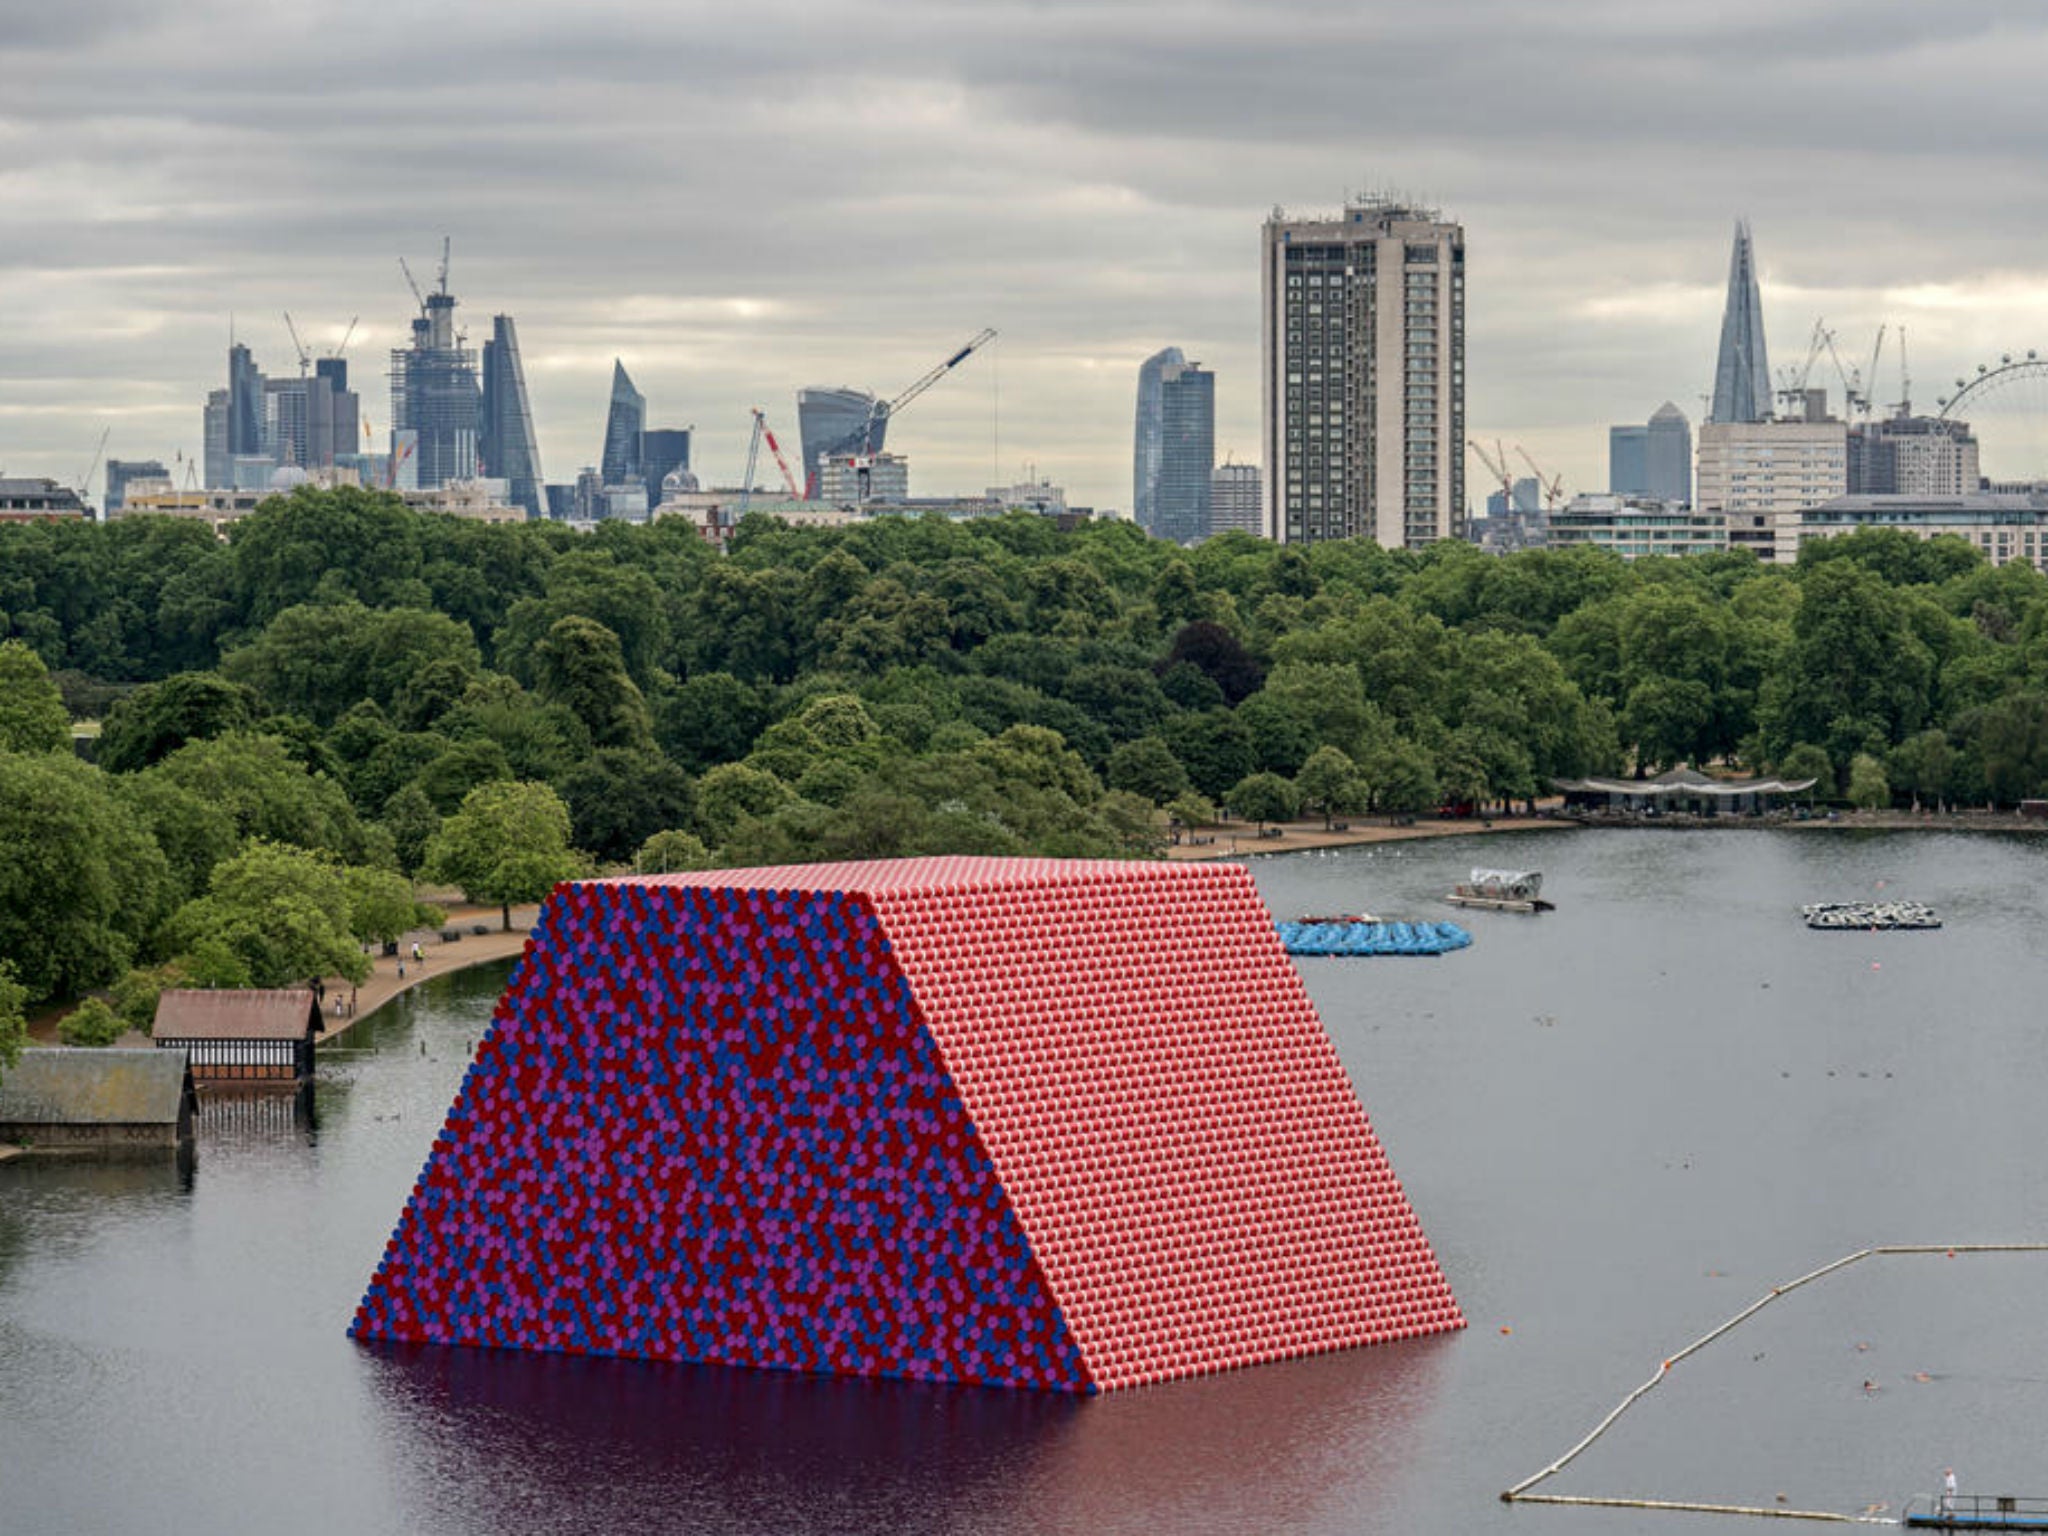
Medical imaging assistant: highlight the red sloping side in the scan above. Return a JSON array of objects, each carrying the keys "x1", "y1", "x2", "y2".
[{"x1": 868, "y1": 861, "x2": 1462, "y2": 1390}]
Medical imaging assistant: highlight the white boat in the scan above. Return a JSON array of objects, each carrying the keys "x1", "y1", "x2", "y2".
[{"x1": 1445, "y1": 869, "x2": 1553, "y2": 914}]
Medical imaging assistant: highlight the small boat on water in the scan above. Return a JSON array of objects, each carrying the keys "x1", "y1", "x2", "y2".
[
  {"x1": 1904, "y1": 1491, "x2": 2048, "y2": 1528},
  {"x1": 1445, "y1": 869, "x2": 1553, "y2": 914},
  {"x1": 1802, "y1": 900, "x2": 1941, "y2": 931}
]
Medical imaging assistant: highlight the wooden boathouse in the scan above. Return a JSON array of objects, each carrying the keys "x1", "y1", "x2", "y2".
[
  {"x1": 0, "y1": 1048, "x2": 196, "y2": 1150},
  {"x1": 152, "y1": 989, "x2": 321, "y2": 1087}
]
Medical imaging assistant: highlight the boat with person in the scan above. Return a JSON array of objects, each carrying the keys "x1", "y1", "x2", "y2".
[
  {"x1": 1904, "y1": 1490, "x2": 2048, "y2": 1528},
  {"x1": 1802, "y1": 900, "x2": 1941, "y2": 931},
  {"x1": 1444, "y1": 869, "x2": 1553, "y2": 914}
]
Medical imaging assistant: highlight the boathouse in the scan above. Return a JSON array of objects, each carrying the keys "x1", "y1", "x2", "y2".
[
  {"x1": 0, "y1": 1048, "x2": 196, "y2": 1150},
  {"x1": 152, "y1": 989, "x2": 320, "y2": 1086},
  {"x1": 353, "y1": 856, "x2": 1463, "y2": 1393},
  {"x1": 1552, "y1": 765, "x2": 1819, "y2": 817}
]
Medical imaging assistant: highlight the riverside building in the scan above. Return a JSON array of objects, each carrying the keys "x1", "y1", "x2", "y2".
[{"x1": 1262, "y1": 196, "x2": 1465, "y2": 547}]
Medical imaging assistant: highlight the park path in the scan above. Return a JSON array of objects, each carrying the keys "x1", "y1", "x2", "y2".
[{"x1": 314, "y1": 902, "x2": 540, "y2": 1044}]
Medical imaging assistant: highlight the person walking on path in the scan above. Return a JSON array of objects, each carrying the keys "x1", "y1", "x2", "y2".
[{"x1": 411, "y1": 941, "x2": 424, "y2": 965}]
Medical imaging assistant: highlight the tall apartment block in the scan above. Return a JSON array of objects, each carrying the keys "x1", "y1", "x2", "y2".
[
  {"x1": 1262, "y1": 197, "x2": 1464, "y2": 546},
  {"x1": 1153, "y1": 358, "x2": 1214, "y2": 545},
  {"x1": 1210, "y1": 462, "x2": 1262, "y2": 538},
  {"x1": 1847, "y1": 413, "x2": 1979, "y2": 496}
]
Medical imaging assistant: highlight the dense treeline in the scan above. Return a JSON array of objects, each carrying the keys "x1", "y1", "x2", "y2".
[{"x1": 5, "y1": 483, "x2": 2048, "y2": 1021}]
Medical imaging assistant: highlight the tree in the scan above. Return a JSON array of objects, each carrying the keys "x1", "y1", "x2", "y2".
[
  {"x1": 0, "y1": 638, "x2": 72, "y2": 753},
  {"x1": 1165, "y1": 790, "x2": 1217, "y2": 840},
  {"x1": 0, "y1": 752, "x2": 171, "y2": 1005},
  {"x1": 0, "y1": 960, "x2": 26, "y2": 1077},
  {"x1": 1888, "y1": 729, "x2": 1956, "y2": 812},
  {"x1": 696, "y1": 763, "x2": 794, "y2": 845},
  {"x1": 1228, "y1": 771, "x2": 1300, "y2": 829},
  {"x1": 1846, "y1": 752, "x2": 1892, "y2": 810},
  {"x1": 532, "y1": 615, "x2": 656, "y2": 752},
  {"x1": 422, "y1": 780, "x2": 583, "y2": 929},
  {"x1": 1295, "y1": 746, "x2": 1368, "y2": 829},
  {"x1": 58, "y1": 998, "x2": 125, "y2": 1048},
  {"x1": 227, "y1": 485, "x2": 427, "y2": 623},
  {"x1": 381, "y1": 783, "x2": 442, "y2": 875},
  {"x1": 1105, "y1": 737, "x2": 1190, "y2": 805},
  {"x1": 344, "y1": 865, "x2": 441, "y2": 948},
  {"x1": 1160, "y1": 621, "x2": 1265, "y2": 704},
  {"x1": 142, "y1": 732, "x2": 368, "y2": 861},
  {"x1": 654, "y1": 672, "x2": 768, "y2": 772},
  {"x1": 1972, "y1": 690, "x2": 2048, "y2": 805},
  {"x1": 1362, "y1": 738, "x2": 1439, "y2": 816},
  {"x1": 164, "y1": 842, "x2": 372, "y2": 988},
  {"x1": 557, "y1": 748, "x2": 697, "y2": 864},
  {"x1": 96, "y1": 672, "x2": 259, "y2": 772},
  {"x1": 1162, "y1": 708, "x2": 1256, "y2": 801},
  {"x1": 221, "y1": 601, "x2": 481, "y2": 726},
  {"x1": 1777, "y1": 742, "x2": 1836, "y2": 802},
  {"x1": 634, "y1": 829, "x2": 710, "y2": 874}
]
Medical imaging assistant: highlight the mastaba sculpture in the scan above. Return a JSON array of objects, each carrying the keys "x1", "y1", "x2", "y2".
[{"x1": 351, "y1": 857, "x2": 1461, "y2": 1391}]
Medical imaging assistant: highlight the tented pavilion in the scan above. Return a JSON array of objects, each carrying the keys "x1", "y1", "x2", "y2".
[{"x1": 1552, "y1": 765, "x2": 1819, "y2": 817}]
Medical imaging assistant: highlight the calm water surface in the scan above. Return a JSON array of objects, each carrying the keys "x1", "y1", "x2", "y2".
[{"x1": 4, "y1": 829, "x2": 2047, "y2": 1534}]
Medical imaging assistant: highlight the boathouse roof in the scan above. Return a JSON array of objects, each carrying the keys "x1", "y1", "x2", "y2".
[
  {"x1": 0, "y1": 1048, "x2": 192, "y2": 1127},
  {"x1": 152, "y1": 989, "x2": 321, "y2": 1041}
]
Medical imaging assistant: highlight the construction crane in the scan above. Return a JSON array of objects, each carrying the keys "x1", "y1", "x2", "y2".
[
  {"x1": 1514, "y1": 446, "x2": 1566, "y2": 512},
  {"x1": 737, "y1": 411, "x2": 766, "y2": 516},
  {"x1": 1774, "y1": 318, "x2": 1832, "y2": 418},
  {"x1": 283, "y1": 312, "x2": 312, "y2": 376},
  {"x1": 398, "y1": 257, "x2": 427, "y2": 315},
  {"x1": 78, "y1": 426, "x2": 111, "y2": 509},
  {"x1": 1468, "y1": 438, "x2": 1516, "y2": 514},
  {"x1": 331, "y1": 316, "x2": 358, "y2": 359},
  {"x1": 856, "y1": 328, "x2": 998, "y2": 457}
]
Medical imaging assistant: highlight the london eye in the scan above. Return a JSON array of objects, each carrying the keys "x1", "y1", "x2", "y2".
[{"x1": 1936, "y1": 351, "x2": 2048, "y2": 484}]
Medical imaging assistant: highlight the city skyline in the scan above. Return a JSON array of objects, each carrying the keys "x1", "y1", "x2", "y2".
[{"x1": 10, "y1": 4, "x2": 2048, "y2": 512}]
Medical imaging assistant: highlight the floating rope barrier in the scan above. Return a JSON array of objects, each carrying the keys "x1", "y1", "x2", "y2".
[{"x1": 1501, "y1": 1243, "x2": 2048, "y2": 1525}]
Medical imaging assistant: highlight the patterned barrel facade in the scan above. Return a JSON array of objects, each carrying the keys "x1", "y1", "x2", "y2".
[{"x1": 351, "y1": 857, "x2": 1461, "y2": 1391}]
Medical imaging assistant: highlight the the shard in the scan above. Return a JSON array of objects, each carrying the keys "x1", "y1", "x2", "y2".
[{"x1": 1710, "y1": 220, "x2": 1771, "y2": 424}]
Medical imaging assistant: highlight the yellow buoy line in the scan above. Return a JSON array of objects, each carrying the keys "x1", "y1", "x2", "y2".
[{"x1": 1501, "y1": 1243, "x2": 2048, "y2": 1525}]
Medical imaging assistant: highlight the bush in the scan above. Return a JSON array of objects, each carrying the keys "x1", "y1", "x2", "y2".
[{"x1": 58, "y1": 997, "x2": 126, "y2": 1048}]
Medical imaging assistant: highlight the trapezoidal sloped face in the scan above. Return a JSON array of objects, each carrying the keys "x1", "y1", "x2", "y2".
[{"x1": 352, "y1": 857, "x2": 1462, "y2": 1392}]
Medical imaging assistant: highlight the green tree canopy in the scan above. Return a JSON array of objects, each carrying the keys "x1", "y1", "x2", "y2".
[
  {"x1": 96, "y1": 672, "x2": 260, "y2": 772},
  {"x1": 422, "y1": 779, "x2": 583, "y2": 928},
  {"x1": 0, "y1": 960, "x2": 27, "y2": 1077},
  {"x1": 1228, "y1": 770, "x2": 1300, "y2": 828},
  {"x1": 532, "y1": 615, "x2": 656, "y2": 752},
  {"x1": 163, "y1": 841, "x2": 372, "y2": 989},
  {"x1": 0, "y1": 639, "x2": 72, "y2": 753}
]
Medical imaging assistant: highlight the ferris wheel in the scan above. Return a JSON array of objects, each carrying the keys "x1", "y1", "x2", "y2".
[{"x1": 1936, "y1": 351, "x2": 2048, "y2": 484}]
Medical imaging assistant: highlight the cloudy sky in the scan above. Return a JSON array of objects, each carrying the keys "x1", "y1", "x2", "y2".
[{"x1": 8, "y1": 0, "x2": 2048, "y2": 514}]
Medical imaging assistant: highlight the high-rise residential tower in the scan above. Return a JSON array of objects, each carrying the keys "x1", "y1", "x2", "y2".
[
  {"x1": 1132, "y1": 345, "x2": 1187, "y2": 536},
  {"x1": 391, "y1": 279, "x2": 481, "y2": 489},
  {"x1": 600, "y1": 361, "x2": 645, "y2": 488},
  {"x1": 797, "y1": 387, "x2": 888, "y2": 494},
  {"x1": 1262, "y1": 197, "x2": 1465, "y2": 546},
  {"x1": 1153, "y1": 359, "x2": 1214, "y2": 545},
  {"x1": 481, "y1": 315, "x2": 545, "y2": 518},
  {"x1": 1210, "y1": 462, "x2": 1263, "y2": 538},
  {"x1": 1709, "y1": 221, "x2": 1771, "y2": 425}
]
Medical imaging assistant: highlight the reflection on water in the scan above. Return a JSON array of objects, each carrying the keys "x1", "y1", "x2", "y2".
[
  {"x1": 4, "y1": 831, "x2": 2048, "y2": 1534},
  {"x1": 360, "y1": 1329, "x2": 1448, "y2": 1536}
]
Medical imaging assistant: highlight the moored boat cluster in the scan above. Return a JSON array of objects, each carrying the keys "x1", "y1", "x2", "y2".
[{"x1": 1801, "y1": 901, "x2": 1942, "y2": 930}]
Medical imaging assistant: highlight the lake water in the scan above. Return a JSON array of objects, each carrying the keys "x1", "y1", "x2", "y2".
[{"x1": 5, "y1": 829, "x2": 2047, "y2": 1534}]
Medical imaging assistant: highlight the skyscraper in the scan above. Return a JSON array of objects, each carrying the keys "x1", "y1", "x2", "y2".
[
  {"x1": 1210, "y1": 462, "x2": 1262, "y2": 539},
  {"x1": 1154, "y1": 359, "x2": 1214, "y2": 545},
  {"x1": 228, "y1": 342, "x2": 264, "y2": 457},
  {"x1": 796, "y1": 388, "x2": 888, "y2": 495},
  {"x1": 1709, "y1": 221, "x2": 1771, "y2": 425},
  {"x1": 1132, "y1": 345, "x2": 1187, "y2": 536},
  {"x1": 203, "y1": 389, "x2": 229, "y2": 489},
  {"x1": 391, "y1": 279, "x2": 481, "y2": 490},
  {"x1": 481, "y1": 315, "x2": 545, "y2": 518},
  {"x1": 639, "y1": 428, "x2": 692, "y2": 506},
  {"x1": 1262, "y1": 197, "x2": 1465, "y2": 547},
  {"x1": 600, "y1": 361, "x2": 645, "y2": 488},
  {"x1": 1612, "y1": 403, "x2": 1692, "y2": 503}
]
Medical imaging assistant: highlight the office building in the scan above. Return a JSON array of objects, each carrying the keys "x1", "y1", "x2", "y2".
[
  {"x1": 818, "y1": 452, "x2": 909, "y2": 505},
  {"x1": 1150, "y1": 358, "x2": 1214, "y2": 545},
  {"x1": 797, "y1": 387, "x2": 887, "y2": 495},
  {"x1": 1486, "y1": 477, "x2": 1541, "y2": 519},
  {"x1": 988, "y1": 478, "x2": 1069, "y2": 517},
  {"x1": 599, "y1": 361, "x2": 645, "y2": 489},
  {"x1": 639, "y1": 428, "x2": 691, "y2": 508},
  {"x1": 203, "y1": 389, "x2": 230, "y2": 490},
  {"x1": 391, "y1": 279, "x2": 481, "y2": 489},
  {"x1": 1262, "y1": 196, "x2": 1465, "y2": 547},
  {"x1": 1796, "y1": 493, "x2": 2048, "y2": 572},
  {"x1": 1696, "y1": 394, "x2": 1847, "y2": 561},
  {"x1": 228, "y1": 342, "x2": 264, "y2": 458},
  {"x1": 1611, "y1": 403, "x2": 1692, "y2": 503},
  {"x1": 1709, "y1": 221, "x2": 1771, "y2": 425},
  {"x1": 1548, "y1": 495, "x2": 1727, "y2": 559},
  {"x1": 1210, "y1": 462, "x2": 1262, "y2": 538},
  {"x1": 480, "y1": 315, "x2": 545, "y2": 519},
  {"x1": 0, "y1": 478, "x2": 90, "y2": 521},
  {"x1": 1846, "y1": 414, "x2": 1979, "y2": 497},
  {"x1": 105, "y1": 459, "x2": 170, "y2": 516},
  {"x1": 1133, "y1": 346, "x2": 1187, "y2": 535}
]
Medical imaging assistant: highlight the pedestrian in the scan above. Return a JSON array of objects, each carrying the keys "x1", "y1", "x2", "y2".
[
  {"x1": 1942, "y1": 1468, "x2": 1956, "y2": 1517},
  {"x1": 411, "y1": 941, "x2": 423, "y2": 964}
]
